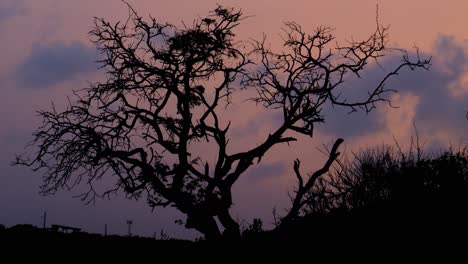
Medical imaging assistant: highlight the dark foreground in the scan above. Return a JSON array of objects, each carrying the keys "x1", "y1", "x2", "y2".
[{"x1": 2, "y1": 209, "x2": 467, "y2": 258}]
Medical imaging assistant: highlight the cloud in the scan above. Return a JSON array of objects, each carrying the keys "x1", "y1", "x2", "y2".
[
  {"x1": 0, "y1": 0, "x2": 27, "y2": 24},
  {"x1": 319, "y1": 35, "x2": 468, "y2": 141},
  {"x1": 245, "y1": 161, "x2": 288, "y2": 180},
  {"x1": 230, "y1": 109, "x2": 283, "y2": 139},
  {"x1": 15, "y1": 42, "x2": 98, "y2": 89}
]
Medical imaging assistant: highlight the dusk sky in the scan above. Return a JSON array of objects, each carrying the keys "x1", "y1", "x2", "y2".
[{"x1": 1, "y1": 0, "x2": 468, "y2": 239}]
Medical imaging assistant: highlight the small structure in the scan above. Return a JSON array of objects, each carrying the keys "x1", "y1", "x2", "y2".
[
  {"x1": 126, "y1": 220, "x2": 133, "y2": 237},
  {"x1": 50, "y1": 224, "x2": 81, "y2": 234}
]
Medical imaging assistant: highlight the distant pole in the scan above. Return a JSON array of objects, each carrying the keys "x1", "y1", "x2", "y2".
[
  {"x1": 153, "y1": 231, "x2": 157, "y2": 240},
  {"x1": 104, "y1": 224, "x2": 107, "y2": 236},
  {"x1": 42, "y1": 211, "x2": 47, "y2": 229},
  {"x1": 126, "y1": 220, "x2": 133, "y2": 237}
]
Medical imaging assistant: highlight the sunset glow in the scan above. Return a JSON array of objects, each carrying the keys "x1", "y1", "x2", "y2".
[{"x1": 1, "y1": 0, "x2": 467, "y2": 239}]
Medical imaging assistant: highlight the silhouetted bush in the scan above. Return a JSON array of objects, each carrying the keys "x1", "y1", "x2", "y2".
[
  {"x1": 242, "y1": 218, "x2": 264, "y2": 238},
  {"x1": 303, "y1": 145, "x2": 468, "y2": 216},
  {"x1": 8, "y1": 224, "x2": 38, "y2": 233}
]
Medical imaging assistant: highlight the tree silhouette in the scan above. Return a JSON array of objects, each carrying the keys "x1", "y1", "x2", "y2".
[{"x1": 15, "y1": 4, "x2": 430, "y2": 239}]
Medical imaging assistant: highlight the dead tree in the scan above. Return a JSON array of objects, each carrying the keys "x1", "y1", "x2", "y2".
[{"x1": 15, "y1": 4, "x2": 430, "y2": 239}]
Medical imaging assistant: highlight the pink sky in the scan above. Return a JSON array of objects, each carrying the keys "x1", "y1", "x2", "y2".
[{"x1": 1, "y1": 0, "x2": 468, "y2": 239}]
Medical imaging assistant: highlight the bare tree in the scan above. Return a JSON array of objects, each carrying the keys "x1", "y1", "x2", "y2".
[
  {"x1": 15, "y1": 3, "x2": 430, "y2": 239},
  {"x1": 281, "y1": 138, "x2": 344, "y2": 226}
]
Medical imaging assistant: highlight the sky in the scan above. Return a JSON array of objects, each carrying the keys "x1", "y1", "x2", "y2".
[{"x1": 1, "y1": 0, "x2": 468, "y2": 239}]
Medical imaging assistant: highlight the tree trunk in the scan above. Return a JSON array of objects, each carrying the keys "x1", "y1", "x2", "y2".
[
  {"x1": 218, "y1": 209, "x2": 240, "y2": 239},
  {"x1": 186, "y1": 213, "x2": 221, "y2": 240}
]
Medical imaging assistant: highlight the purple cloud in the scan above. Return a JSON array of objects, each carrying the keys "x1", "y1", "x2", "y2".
[
  {"x1": 16, "y1": 42, "x2": 98, "y2": 89},
  {"x1": 0, "y1": 0, "x2": 27, "y2": 24},
  {"x1": 245, "y1": 161, "x2": 288, "y2": 180},
  {"x1": 319, "y1": 35, "x2": 468, "y2": 140}
]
